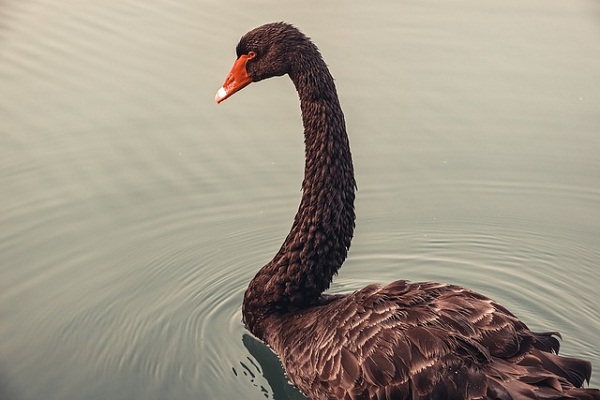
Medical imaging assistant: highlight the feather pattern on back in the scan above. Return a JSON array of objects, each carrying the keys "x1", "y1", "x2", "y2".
[{"x1": 263, "y1": 281, "x2": 596, "y2": 399}]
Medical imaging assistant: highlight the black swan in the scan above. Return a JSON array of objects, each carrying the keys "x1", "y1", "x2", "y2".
[{"x1": 215, "y1": 22, "x2": 598, "y2": 400}]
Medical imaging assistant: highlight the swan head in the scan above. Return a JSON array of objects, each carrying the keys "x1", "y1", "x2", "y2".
[{"x1": 215, "y1": 22, "x2": 305, "y2": 103}]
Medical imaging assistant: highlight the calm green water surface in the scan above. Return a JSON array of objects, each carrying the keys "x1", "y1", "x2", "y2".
[{"x1": 1, "y1": 1, "x2": 599, "y2": 399}]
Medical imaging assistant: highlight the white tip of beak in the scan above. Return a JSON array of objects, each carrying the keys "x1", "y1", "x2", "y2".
[{"x1": 215, "y1": 87, "x2": 227, "y2": 103}]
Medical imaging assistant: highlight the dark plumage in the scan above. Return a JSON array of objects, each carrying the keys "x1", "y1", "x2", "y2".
[{"x1": 215, "y1": 22, "x2": 599, "y2": 400}]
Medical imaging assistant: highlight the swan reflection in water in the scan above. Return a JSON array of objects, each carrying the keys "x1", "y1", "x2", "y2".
[{"x1": 235, "y1": 334, "x2": 307, "y2": 400}]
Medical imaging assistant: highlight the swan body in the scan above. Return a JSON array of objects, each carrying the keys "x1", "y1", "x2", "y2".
[{"x1": 215, "y1": 22, "x2": 598, "y2": 400}]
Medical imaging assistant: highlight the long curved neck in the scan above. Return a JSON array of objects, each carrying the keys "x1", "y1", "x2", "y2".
[{"x1": 243, "y1": 44, "x2": 356, "y2": 339}]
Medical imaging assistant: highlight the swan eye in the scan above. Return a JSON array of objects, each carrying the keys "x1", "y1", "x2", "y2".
[{"x1": 247, "y1": 51, "x2": 257, "y2": 59}]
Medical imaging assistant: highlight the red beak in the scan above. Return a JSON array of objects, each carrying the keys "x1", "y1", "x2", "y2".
[{"x1": 215, "y1": 53, "x2": 255, "y2": 103}]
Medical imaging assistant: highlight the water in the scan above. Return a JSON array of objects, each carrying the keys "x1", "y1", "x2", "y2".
[{"x1": 1, "y1": 1, "x2": 599, "y2": 399}]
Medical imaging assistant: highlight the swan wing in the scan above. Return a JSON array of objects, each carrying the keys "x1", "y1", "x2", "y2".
[{"x1": 267, "y1": 280, "x2": 595, "y2": 399}]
